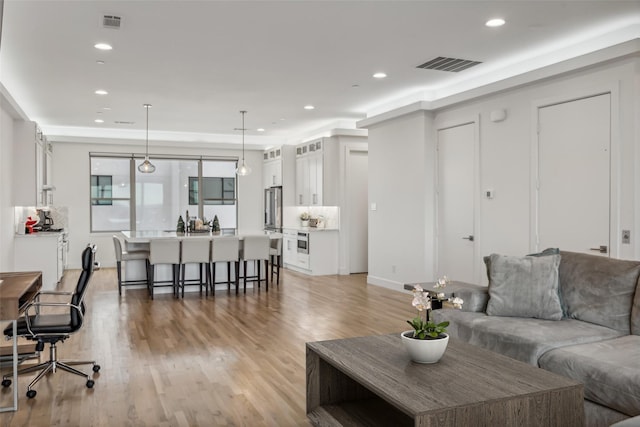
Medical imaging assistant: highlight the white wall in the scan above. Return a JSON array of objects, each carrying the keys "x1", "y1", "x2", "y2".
[
  {"x1": 365, "y1": 56, "x2": 640, "y2": 289},
  {"x1": 0, "y1": 105, "x2": 15, "y2": 270},
  {"x1": 367, "y1": 111, "x2": 436, "y2": 290},
  {"x1": 52, "y1": 140, "x2": 263, "y2": 268}
]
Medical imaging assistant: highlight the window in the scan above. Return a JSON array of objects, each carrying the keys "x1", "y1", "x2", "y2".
[
  {"x1": 188, "y1": 177, "x2": 236, "y2": 205},
  {"x1": 91, "y1": 175, "x2": 113, "y2": 205},
  {"x1": 89, "y1": 154, "x2": 238, "y2": 232},
  {"x1": 90, "y1": 157, "x2": 131, "y2": 232}
]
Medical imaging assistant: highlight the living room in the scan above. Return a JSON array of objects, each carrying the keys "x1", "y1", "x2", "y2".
[{"x1": 1, "y1": 1, "x2": 640, "y2": 426}]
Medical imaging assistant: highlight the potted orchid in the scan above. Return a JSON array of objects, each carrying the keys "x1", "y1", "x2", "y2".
[
  {"x1": 300, "y1": 212, "x2": 310, "y2": 227},
  {"x1": 401, "y1": 282, "x2": 463, "y2": 363}
]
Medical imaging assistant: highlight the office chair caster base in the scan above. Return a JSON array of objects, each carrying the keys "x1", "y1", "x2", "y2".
[
  {"x1": 86, "y1": 379, "x2": 94, "y2": 388},
  {"x1": 93, "y1": 364, "x2": 100, "y2": 372},
  {"x1": 26, "y1": 389, "x2": 36, "y2": 399},
  {"x1": 1, "y1": 378, "x2": 11, "y2": 387}
]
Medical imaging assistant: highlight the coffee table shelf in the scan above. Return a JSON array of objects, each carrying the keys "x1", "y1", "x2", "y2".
[{"x1": 307, "y1": 334, "x2": 584, "y2": 427}]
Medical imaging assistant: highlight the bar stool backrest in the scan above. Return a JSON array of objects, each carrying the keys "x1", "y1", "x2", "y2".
[
  {"x1": 113, "y1": 235, "x2": 124, "y2": 262},
  {"x1": 149, "y1": 239, "x2": 181, "y2": 265},
  {"x1": 270, "y1": 236, "x2": 282, "y2": 253},
  {"x1": 242, "y1": 235, "x2": 270, "y2": 261},
  {"x1": 181, "y1": 238, "x2": 211, "y2": 263},
  {"x1": 212, "y1": 236, "x2": 240, "y2": 262}
]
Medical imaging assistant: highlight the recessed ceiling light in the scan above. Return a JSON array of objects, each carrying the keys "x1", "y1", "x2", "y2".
[
  {"x1": 95, "y1": 89, "x2": 108, "y2": 95},
  {"x1": 304, "y1": 105, "x2": 315, "y2": 110},
  {"x1": 94, "y1": 119, "x2": 104, "y2": 123},
  {"x1": 352, "y1": 84, "x2": 360, "y2": 88},
  {"x1": 373, "y1": 72, "x2": 387, "y2": 79},
  {"x1": 102, "y1": 107, "x2": 111, "y2": 110},
  {"x1": 94, "y1": 43, "x2": 112, "y2": 50},
  {"x1": 486, "y1": 18, "x2": 505, "y2": 27},
  {"x1": 257, "y1": 128, "x2": 265, "y2": 132},
  {"x1": 96, "y1": 60, "x2": 105, "y2": 65}
]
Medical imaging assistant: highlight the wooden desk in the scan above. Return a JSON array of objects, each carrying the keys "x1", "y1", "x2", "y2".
[{"x1": 0, "y1": 271, "x2": 42, "y2": 412}]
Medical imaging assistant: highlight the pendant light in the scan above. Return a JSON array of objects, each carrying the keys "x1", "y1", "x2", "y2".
[
  {"x1": 235, "y1": 110, "x2": 251, "y2": 176},
  {"x1": 138, "y1": 104, "x2": 156, "y2": 173}
]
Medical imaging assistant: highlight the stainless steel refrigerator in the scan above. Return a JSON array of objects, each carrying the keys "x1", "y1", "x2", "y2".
[{"x1": 264, "y1": 186, "x2": 282, "y2": 231}]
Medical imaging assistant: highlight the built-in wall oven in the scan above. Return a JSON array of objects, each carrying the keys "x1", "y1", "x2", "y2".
[{"x1": 297, "y1": 232, "x2": 309, "y2": 254}]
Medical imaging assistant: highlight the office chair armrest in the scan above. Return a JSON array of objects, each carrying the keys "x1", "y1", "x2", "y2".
[
  {"x1": 22, "y1": 301, "x2": 84, "y2": 337},
  {"x1": 37, "y1": 291, "x2": 73, "y2": 297}
]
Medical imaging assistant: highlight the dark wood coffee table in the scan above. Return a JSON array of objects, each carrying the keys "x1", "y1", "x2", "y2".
[{"x1": 306, "y1": 334, "x2": 583, "y2": 426}]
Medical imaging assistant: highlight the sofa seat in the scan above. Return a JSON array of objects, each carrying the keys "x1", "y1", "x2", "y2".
[
  {"x1": 538, "y1": 335, "x2": 640, "y2": 417},
  {"x1": 433, "y1": 310, "x2": 625, "y2": 365}
]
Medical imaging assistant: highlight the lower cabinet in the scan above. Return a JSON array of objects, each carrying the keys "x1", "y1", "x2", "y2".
[
  {"x1": 283, "y1": 229, "x2": 338, "y2": 276},
  {"x1": 14, "y1": 233, "x2": 65, "y2": 290}
]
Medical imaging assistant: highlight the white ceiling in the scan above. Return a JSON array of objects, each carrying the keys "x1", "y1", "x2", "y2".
[{"x1": 1, "y1": 0, "x2": 640, "y2": 148}]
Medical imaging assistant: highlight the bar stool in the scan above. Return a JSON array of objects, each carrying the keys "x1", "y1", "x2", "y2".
[
  {"x1": 269, "y1": 236, "x2": 282, "y2": 286},
  {"x1": 113, "y1": 235, "x2": 149, "y2": 295},
  {"x1": 147, "y1": 239, "x2": 181, "y2": 299},
  {"x1": 241, "y1": 235, "x2": 270, "y2": 293},
  {"x1": 179, "y1": 238, "x2": 211, "y2": 298},
  {"x1": 211, "y1": 236, "x2": 240, "y2": 294}
]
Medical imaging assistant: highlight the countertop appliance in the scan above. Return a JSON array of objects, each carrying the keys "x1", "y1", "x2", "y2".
[
  {"x1": 264, "y1": 186, "x2": 282, "y2": 232},
  {"x1": 297, "y1": 231, "x2": 309, "y2": 254}
]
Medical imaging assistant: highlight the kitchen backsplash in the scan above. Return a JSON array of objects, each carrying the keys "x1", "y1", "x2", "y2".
[
  {"x1": 15, "y1": 206, "x2": 69, "y2": 234},
  {"x1": 283, "y1": 206, "x2": 340, "y2": 229}
]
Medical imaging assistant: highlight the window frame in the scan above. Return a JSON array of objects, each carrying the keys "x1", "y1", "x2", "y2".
[{"x1": 89, "y1": 153, "x2": 239, "y2": 233}]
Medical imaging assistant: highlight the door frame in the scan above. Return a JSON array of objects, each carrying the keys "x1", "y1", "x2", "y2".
[
  {"x1": 434, "y1": 115, "x2": 481, "y2": 283},
  {"x1": 339, "y1": 143, "x2": 369, "y2": 275},
  {"x1": 530, "y1": 84, "x2": 620, "y2": 257}
]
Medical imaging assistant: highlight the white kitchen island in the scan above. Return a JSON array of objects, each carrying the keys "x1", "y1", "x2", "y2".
[{"x1": 119, "y1": 230, "x2": 282, "y2": 294}]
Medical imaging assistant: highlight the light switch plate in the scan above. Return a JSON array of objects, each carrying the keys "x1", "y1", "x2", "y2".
[
  {"x1": 622, "y1": 229, "x2": 631, "y2": 244},
  {"x1": 371, "y1": 203, "x2": 377, "y2": 211}
]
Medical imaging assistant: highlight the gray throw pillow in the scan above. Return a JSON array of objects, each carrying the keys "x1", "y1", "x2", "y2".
[{"x1": 486, "y1": 253, "x2": 563, "y2": 320}]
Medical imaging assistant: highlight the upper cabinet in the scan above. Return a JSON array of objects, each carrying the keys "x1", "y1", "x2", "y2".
[
  {"x1": 13, "y1": 121, "x2": 49, "y2": 206},
  {"x1": 263, "y1": 146, "x2": 283, "y2": 188},
  {"x1": 295, "y1": 138, "x2": 337, "y2": 206}
]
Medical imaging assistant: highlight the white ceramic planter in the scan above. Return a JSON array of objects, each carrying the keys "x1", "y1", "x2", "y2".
[{"x1": 401, "y1": 331, "x2": 449, "y2": 364}]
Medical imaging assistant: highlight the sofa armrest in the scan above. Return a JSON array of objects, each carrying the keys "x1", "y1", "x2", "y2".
[
  {"x1": 405, "y1": 281, "x2": 489, "y2": 313},
  {"x1": 447, "y1": 282, "x2": 489, "y2": 312}
]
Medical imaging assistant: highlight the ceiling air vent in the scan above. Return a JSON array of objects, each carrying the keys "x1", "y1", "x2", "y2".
[
  {"x1": 114, "y1": 121, "x2": 135, "y2": 125},
  {"x1": 417, "y1": 56, "x2": 482, "y2": 73},
  {"x1": 102, "y1": 15, "x2": 122, "y2": 29}
]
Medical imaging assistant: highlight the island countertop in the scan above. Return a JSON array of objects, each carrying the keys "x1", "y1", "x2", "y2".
[{"x1": 120, "y1": 230, "x2": 282, "y2": 244}]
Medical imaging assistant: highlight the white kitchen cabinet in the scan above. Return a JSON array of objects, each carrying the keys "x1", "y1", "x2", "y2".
[
  {"x1": 283, "y1": 229, "x2": 338, "y2": 275},
  {"x1": 282, "y1": 229, "x2": 298, "y2": 266},
  {"x1": 13, "y1": 120, "x2": 47, "y2": 206},
  {"x1": 14, "y1": 233, "x2": 65, "y2": 290},
  {"x1": 295, "y1": 138, "x2": 337, "y2": 206},
  {"x1": 263, "y1": 158, "x2": 282, "y2": 188}
]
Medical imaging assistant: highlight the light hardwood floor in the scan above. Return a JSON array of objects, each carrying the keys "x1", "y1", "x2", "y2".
[{"x1": 1, "y1": 266, "x2": 410, "y2": 426}]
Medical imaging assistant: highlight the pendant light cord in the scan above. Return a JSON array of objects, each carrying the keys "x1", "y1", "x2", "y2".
[{"x1": 241, "y1": 110, "x2": 246, "y2": 161}]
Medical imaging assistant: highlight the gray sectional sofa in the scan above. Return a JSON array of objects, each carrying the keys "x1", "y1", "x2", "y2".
[{"x1": 431, "y1": 251, "x2": 640, "y2": 427}]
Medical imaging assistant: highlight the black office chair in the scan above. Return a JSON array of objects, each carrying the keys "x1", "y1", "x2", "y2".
[{"x1": 1, "y1": 244, "x2": 101, "y2": 398}]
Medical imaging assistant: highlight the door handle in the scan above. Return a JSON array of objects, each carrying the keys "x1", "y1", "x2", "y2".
[
  {"x1": 590, "y1": 245, "x2": 608, "y2": 254},
  {"x1": 462, "y1": 235, "x2": 474, "y2": 242}
]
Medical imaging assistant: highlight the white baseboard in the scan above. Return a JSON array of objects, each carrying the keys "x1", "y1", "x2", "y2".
[{"x1": 366, "y1": 275, "x2": 406, "y2": 292}]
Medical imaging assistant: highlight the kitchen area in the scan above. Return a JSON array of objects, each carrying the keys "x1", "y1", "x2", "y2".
[
  {"x1": 9, "y1": 121, "x2": 69, "y2": 291},
  {"x1": 262, "y1": 134, "x2": 368, "y2": 277}
]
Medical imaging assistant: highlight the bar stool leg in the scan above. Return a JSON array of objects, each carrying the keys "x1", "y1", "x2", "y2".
[
  {"x1": 265, "y1": 259, "x2": 269, "y2": 291},
  {"x1": 243, "y1": 260, "x2": 248, "y2": 293},
  {"x1": 235, "y1": 262, "x2": 240, "y2": 295},
  {"x1": 117, "y1": 260, "x2": 123, "y2": 295}
]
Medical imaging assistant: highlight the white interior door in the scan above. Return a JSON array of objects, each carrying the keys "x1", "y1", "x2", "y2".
[
  {"x1": 437, "y1": 122, "x2": 476, "y2": 283},
  {"x1": 537, "y1": 93, "x2": 610, "y2": 256},
  {"x1": 347, "y1": 150, "x2": 368, "y2": 273}
]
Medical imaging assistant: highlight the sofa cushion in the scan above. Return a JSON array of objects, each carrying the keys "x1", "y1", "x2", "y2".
[
  {"x1": 432, "y1": 309, "x2": 625, "y2": 365},
  {"x1": 559, "y1": 251, "x2": 640, "y2": 333},
  {"x1": 539, "y1": 335, "x2": 640, "y2": 417},
  {"x1": 486, "y1": 253, "x2": 563, "y2": 320}
]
